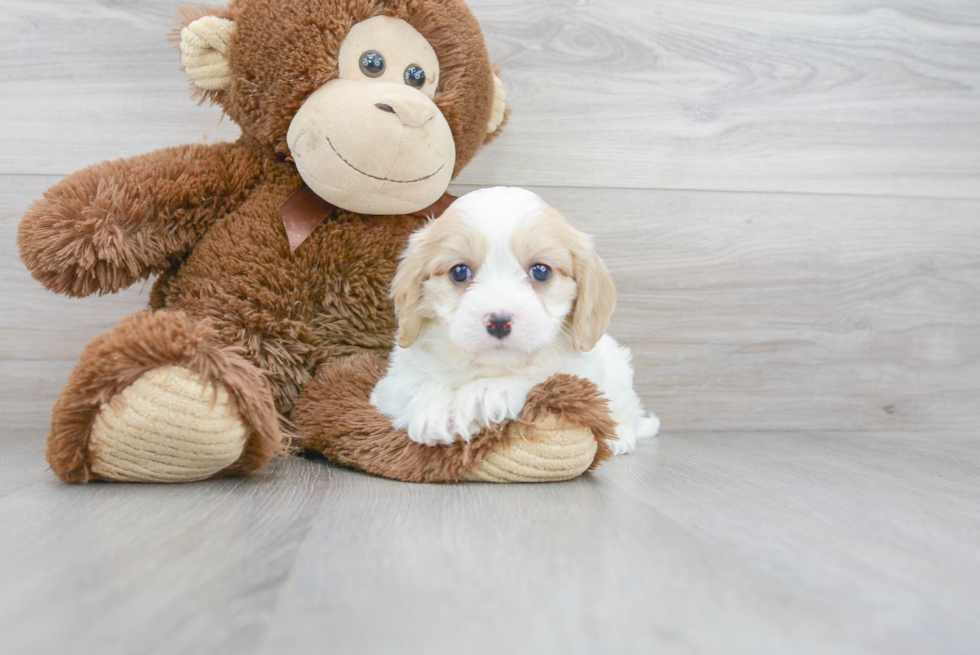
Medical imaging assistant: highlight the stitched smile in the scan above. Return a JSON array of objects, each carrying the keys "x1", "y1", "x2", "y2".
[{"x1": 326, "y1": 136, "x2": 444, "y2": 184}]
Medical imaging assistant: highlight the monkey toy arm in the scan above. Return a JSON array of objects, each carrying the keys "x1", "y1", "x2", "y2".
[
  {"x1": 18, "y1": 142, "x2": 262, "y2": 297},
  {"x1": 293, "y1": 353, "x2": 616, "y2": 483}
]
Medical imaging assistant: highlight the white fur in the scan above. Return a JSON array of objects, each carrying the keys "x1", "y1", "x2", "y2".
[{"x1": 371, "y1": 187, "x2": 659, "y2": 455}]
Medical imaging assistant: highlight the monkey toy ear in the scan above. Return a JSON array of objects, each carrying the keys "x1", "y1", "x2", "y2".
[
  {"x1": 485, "y1": 73, "x2": 509, "y2": 142},
  {"x1": 179, "y1": 15, "x2": 236, "y2": 91}
]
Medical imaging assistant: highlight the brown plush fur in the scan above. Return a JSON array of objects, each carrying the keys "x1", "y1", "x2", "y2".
[
  {"x1": 180, "y1": 0, "x2": 496, "y2": 177},
  {"x1": 18, "y1": 143, "x2": 262, "y2": 297},
  {"x1": 292, "y1": 354, "x2": 614, "y2": 482},
  {"x1": 47, "y1": 310, "x2": 282, "y2": 483},
  {"x1": 19, "y1": 0, "x2": 615, "y2": 484}
]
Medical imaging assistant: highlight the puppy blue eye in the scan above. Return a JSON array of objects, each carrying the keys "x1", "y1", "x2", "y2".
[
  {"x1": 360, "y1": 51, "x2": 385, "y2": 78},
  {"x1": 449, "y1": 264, "x2": 472, "y2": 284},
  {"x1": 529, "y1": 264, "x2": 552, "y2": 282},
  {"x1": 404, "y1": 65, "x2": 426, "y2": 88}
]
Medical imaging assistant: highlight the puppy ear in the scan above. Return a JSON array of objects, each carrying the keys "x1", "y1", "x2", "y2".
[
  {"x1": 390, "y1": 230, "x2": 430, "y2": 348},
  {"x1": 570, "y1": 240, "x2": 617, "y2": 352}
]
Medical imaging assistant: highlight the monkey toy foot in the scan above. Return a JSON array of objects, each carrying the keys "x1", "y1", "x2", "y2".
[{"x1": 46, "y1": 311, "x2": 282, "y2": 483}]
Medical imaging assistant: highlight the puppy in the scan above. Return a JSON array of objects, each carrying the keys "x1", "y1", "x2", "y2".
[{"x1": 370, "y1": 187, "x2": 659, "y2": 455}]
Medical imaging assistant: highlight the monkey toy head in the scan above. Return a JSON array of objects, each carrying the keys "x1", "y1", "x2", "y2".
[{"x1": 178, "y1": 0, "x2": 508, "y2": 215}]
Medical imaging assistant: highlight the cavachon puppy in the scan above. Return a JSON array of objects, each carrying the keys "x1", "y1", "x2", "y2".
[{"x1": 371, "y1": 187, "x2": 660, "y2": 455}]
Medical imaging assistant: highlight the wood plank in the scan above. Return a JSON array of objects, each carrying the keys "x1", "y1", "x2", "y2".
[
  {"x1": 5, "y1": 176, "x2": 979, "y2": 435},
  {"x1": 262, "y1": 431, "x2": 974, "y2": 654},
  {"x1": 0, "y1": 453, "x2": 333, "y2": 654},
  {"x1": 0, "y1": 1, "x2": 241, "y2": 174},
  {"x1": 2, "y1": 1, "x2": 979, "y2": 197},
  {"x1": 609, "y1": 431, "x2": 980, "y2": 651},
  {"x1": 2, "y1": 2, "x2": 979, "y2": 654},
  {"x1": 1, "y1": 432, "x2": 976, "y2": 654},
  {"x1": 467, "y1": 0, "x2": 980, "y2": 198},
  {"x1": 256, "y1": 459, "x2": 859, "y2": 655},
  {"x1": 456, "y1": 185, "x2": 980, "y2": 434}
]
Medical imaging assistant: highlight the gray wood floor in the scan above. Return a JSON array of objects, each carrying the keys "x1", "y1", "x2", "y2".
[{"x1": 2, "y1": 1, "x2": 979, "y2": 653}]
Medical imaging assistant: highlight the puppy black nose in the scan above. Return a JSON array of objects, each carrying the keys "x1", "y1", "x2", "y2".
[{"x1": 486, "y1": 314, "x2": 512, "y2": 339}]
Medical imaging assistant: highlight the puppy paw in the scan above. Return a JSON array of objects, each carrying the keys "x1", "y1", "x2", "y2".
[
  {"x1": 609, "y1": 411, "x2": 661, "y2": 456},
  {"x1": 609, "y1": 423, "x2": 637, "y2": 456},
  {"x1": 456, "y1": 379, "x2": 532, "y2": 431},
  {"x1": 407, "y1": 402, "x2": 471, "y2": 446},
  {"x1": 636, "y1": 413, "x2": 661, "y2": 439}
]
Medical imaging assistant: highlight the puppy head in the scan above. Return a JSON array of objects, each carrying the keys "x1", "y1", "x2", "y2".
[{"x1": 391, "y1": 187, "x2": 616, "y2": 361}]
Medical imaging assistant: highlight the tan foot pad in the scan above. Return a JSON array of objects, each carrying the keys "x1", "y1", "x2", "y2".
[
  {"x1": 89, "y1": 366, "x2": 248, "y2": 483},
  {"x1": 460, "y1": 415, "x2": 598, "y2": 483}
]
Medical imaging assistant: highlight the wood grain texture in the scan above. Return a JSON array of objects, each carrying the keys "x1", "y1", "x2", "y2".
[
  {"x1": 256, "y1": 432, "x2": 980, "y2": 655},
  {"x1": 8, "y1": 176, "x2": 977, "y2": 434},
  {"x1": 0, "y1": 433, "x2": 977, "y2": 654},
  {"x1": 491, "y1": 186, "x2": 980, "y2": 435},
  {"x1": 467, "y1": 0, "x2": 980, "y2": 198},
  {"x1": 0, "y1": 452, "x2": 333, "y2": 654},
  {"x1": 2, "y1": 1, "x2": 979, "y2": 196},
  {"x1": 0, "y1": 1, "x2": 241, "y2": 175},
  {"x1": 2, "y1": 0, "x2": 979, "y2": 653}
]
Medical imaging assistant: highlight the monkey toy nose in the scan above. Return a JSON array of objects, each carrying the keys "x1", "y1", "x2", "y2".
[
  {"x1": 486, "y1": 314, "x2": 512, "y2": 339},
  {"x1": 370, "y1": 88, "x2": 437, "y2": 128}
]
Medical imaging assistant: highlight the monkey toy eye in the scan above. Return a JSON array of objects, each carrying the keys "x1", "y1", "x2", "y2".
[
  {"x1": 404, "y1": 65, "x2": 426, "y2": 88},
  {"x1": 449, "y1": 264, "x2": 472, "y2": 284},
  {"x1": 360, "y1": 51, "x2": 385, "y2": 77},
  {"x1": 529, "y1": 264, "x2": 552, "y2": 283}
]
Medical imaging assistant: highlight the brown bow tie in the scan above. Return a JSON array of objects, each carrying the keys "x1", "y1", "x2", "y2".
[{"x1": 279, "y1": 183, "x2": 458, "y2": 253}]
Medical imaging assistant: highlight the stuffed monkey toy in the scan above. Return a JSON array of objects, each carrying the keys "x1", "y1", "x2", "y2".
[{"x1": 18, "y1": 0, "x2": 614, "y2": 484}]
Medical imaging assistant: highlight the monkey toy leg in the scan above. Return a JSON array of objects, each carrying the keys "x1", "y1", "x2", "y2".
[
  {"x1": 46, "y1": 310, "x2": 282, "y2": 483},
  {"x1": 292, "y1": 353, "x2": 616, "y2": 483}
]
